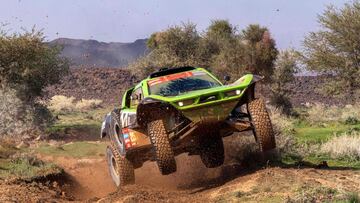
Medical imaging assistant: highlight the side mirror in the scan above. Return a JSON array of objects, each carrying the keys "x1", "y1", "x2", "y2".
[{"x1": 224, "y1": 75, "x2": 231, "y2": 82}]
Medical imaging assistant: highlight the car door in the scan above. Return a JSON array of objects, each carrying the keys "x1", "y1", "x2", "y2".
[{"x1": 120, "y1": 87, "x2": 143, "y2": 128}]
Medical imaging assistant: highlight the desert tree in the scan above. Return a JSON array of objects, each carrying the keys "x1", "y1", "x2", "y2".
[
  {"x1": 0, "y1": 28, "x2": 69, "y2": 137},
  {"x1": 133, "y1": 22, "x2": 201, "y2": 78},
  {"x1": 204, "y1": 20, "x2": 244, "y2": 80},
  {"x1": 270, "y1": 50, "x2": 299, "y2": 115},
  {"x1": 241, "y1": 24, "x2": 278, "y2": 82},
  {"x1": 302, "y1": 0, "x2": 360, "y2": 101},
  {"x1": 132, "y1": 21, "x2": 277, "y2": 83}
]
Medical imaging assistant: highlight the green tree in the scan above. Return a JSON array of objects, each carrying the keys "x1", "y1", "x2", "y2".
[
  {"x1": 270, "y1": 50, "x2": 299, "y2": 115},
  {"x1": 146, "y1": 22, "x2": 200, "y2": 63},
  {"x1": 131, "y1": 21, "x2": 277, "y2": 83},
  {"x1": 0, "y1": 28, "x2": 69, "y2": 137},
  {"x1": 241, "y1": 24, "x2": 278, "y2": 81},
  {"x1": 303, "y1": 0, "x2": 360, "y2": 101},
  {"x1": 0, "y1": 29, "x2": 69, "y2": 102},
  {"x1": 133, "y1": 23, "x2": 202, "y2": 77}
]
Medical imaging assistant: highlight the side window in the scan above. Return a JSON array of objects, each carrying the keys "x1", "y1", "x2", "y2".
[{"x1": 130, "y1": 87, "x2": 143, "y2": 107}]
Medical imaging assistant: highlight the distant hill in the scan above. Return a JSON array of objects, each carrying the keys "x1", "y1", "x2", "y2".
[{"x1": 48, "y1": 38, "x2": 148, "y2": 67}]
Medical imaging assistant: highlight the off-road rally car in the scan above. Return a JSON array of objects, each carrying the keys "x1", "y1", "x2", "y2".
[{"x1": 101, "y1": 66, "x2": 276, "y2": 187}]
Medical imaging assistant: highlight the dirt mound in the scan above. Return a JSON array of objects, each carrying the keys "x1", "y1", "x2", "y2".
[
  {"x1": 46, "y1": 67, "x2": 345, "y2": 106},
  {"x1": 100, "y1": 166, "x2": 360, "y2": 202},
  {"x1": 0, "y1": 181, "x2": 71, "y2": 202}
]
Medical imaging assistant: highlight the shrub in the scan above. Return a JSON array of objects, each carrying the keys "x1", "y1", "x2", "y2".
[
  {"x1": 345, "y1": 116, "x2": 359, "y2": 125},
  {"x1": 270, "y1": 50, "x2": 299, "y2": 115},
  {"x1": 306, "y1": 103, "x2": 360, "y2": 124},
  {"x1": 269, "y1": 107, "x2": 298, "y2": 157},
  {"x1": 321, "y1": 131, "x2": 360, "y2": 160},
  {"x1": 75, "y1": 99, "x2": 102, "y2": 111},
  {"x1": 0, "y1": 155, "x2": 63, "y2": 180},
  {"x1": 48, "y1": 95, "x2": 103, "y2": 113},
  {"x1": 0, "y1": 87, "x2": 50, "y2": 138},
  {"x1": 48, "y1": 95, "x2": 75, "y2": 113},
  {"x1": 269, "y1": 107, "x2": 295, "y2": 135}
]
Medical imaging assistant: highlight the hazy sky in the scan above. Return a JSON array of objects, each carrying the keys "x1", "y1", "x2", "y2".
[{"x1": 0, "y1": 0, "x2": 349, "y2": 49}]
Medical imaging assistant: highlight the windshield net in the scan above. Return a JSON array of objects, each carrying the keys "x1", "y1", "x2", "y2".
[{"x1": 148, "y1": 71, "x2": 221, "y2": 96}]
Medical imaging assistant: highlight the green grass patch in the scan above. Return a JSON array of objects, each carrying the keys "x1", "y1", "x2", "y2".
[
  {"x1": 0, "y1": 143, "x2": 18, "y2": 159},
  {"x1": 304, "y1": 154, "x2": 360, "y2": 169},
  {"x1": 294, "y1": 123, "x2": 360, "y2": 144},
  {"x1": 35, "y1": 141, "x2": 107, "y2": 158},
  {"x1": 0, "y1": 157, "x2": 62, "y2": 180},
  {"x1": 279, "y1": 153, "x2": 360, "y2": 170},
  {"x1": 47, "y1": 107, "x2": 111, "y2": 134}
]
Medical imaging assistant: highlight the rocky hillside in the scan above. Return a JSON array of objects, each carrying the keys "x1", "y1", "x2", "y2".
[
  {"x1": 45, "y1": 67, "x2": 136, "y2": 106},
  {"x1": 46, "y1": 67, "x2": 345, "y2": 106},
  {"x1": 48, "y1": 38, "x2": 148, "y2": 67}
]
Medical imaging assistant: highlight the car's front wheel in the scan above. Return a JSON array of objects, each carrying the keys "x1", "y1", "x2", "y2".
[
  {"x1": 247, "y1": 98, "x2": 276, "y2": 152},
  {"x1": 106, "y1": 143, "x2": 135, "y2": 187},
  {"x1": 147, "y1": 119, "x2": 177, "y2": 175}
]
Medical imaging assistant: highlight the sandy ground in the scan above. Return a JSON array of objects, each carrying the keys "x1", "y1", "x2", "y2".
[
  {"x1": 1, "y1": 134, "x2": 359, "y2": 202},
  {"x1": 1, "y1": 152, "x2": 359, "y2": 202}
]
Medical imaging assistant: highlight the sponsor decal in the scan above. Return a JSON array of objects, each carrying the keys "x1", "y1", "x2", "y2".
[{"x1": 122, "y1": 127, "x2": 132, "y2": 149}]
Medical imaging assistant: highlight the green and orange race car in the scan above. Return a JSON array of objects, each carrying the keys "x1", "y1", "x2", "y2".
[{"x1": 101, "y1": 66, "x2": 276, "y2": 187}]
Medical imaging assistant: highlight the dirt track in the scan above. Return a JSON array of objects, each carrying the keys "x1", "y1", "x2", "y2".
[
  {"x1": 1, "y1": 133, "x2": 359, "y2": 202},
  {"x1": 1, "y1": 149, "x2": 359, "y2": 202},
  {"x1": 51, "y1": 154, "x2": 360, "y2": 202}
]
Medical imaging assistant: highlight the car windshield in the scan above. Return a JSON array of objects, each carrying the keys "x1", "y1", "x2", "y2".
[{"x1": 148, "y1": 71, "x2": 221, "y2": 96}]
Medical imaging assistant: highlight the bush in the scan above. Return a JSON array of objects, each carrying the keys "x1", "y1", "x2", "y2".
[
  {"x1": 321, "y1": 131, "x2": 360, "y2": 161},
  {"x1": 75, "y1": 99, "x2": 102, "y2": 111},
  {"x1": 0, "y1": 87, "x2": 50, "y2": 138},
  {"x1": 48, "y1": 95, "x2": 75, "y2": 113},
  {"x1": 270, "y1": 50, "x2": 299, "y2": 115},
  {"x1": 345, "y1": 116, "x2": 359, "y2": 125},
  {"x1": 48, "y1": 95, "x2": 103, "y2": 113},
  {"x1": 0, "y1": 155, "x2": 63, "y2": 181},
  {"x1": 306, "y1": 103, "x2": 360, "y2": 124},
  {"x1": 269, "y1": 107, "x2": 295, "y2": 134},
  {"x1": 269, "y1": 107, "x2": 299, "y2": 158}
]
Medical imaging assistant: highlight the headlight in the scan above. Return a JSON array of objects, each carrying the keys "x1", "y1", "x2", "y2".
[
  {"x1": 225, "y1": 89, "x2": 242, "y2": 97},
  {"x1": 177, "y1": 99, "x2": 194, "y2": 107}
]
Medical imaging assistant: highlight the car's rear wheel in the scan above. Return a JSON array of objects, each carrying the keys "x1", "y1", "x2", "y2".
[
  {"x1": 247, "y1": 98, "x2": 276, "y2": 152},
  {"x1": 199, "y1": 133, "x2": 224, "y2": 168},
  {"x1": 147, "y1": 119, "x2": 177, "y2": 175},
  {"x1": 106, "y1": 143, "x2": 135, "y2": 187}
]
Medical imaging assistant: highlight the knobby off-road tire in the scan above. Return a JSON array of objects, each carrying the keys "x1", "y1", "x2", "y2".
[
  {"x1": 110, "y1": 110, "x2": 126, "y2": 156},
  {"x1": 147, "y1": 119, "x2": 177, "y2": 175},
  {"x1": 199, "y1": 134, "x2": 224, "y2": 168},
  {"x1": 247, "y1": 98, "x2": 276, "y2": 152},
  {"x1": 106, "y1": 142, "x2": 135, "y2": 187}
]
